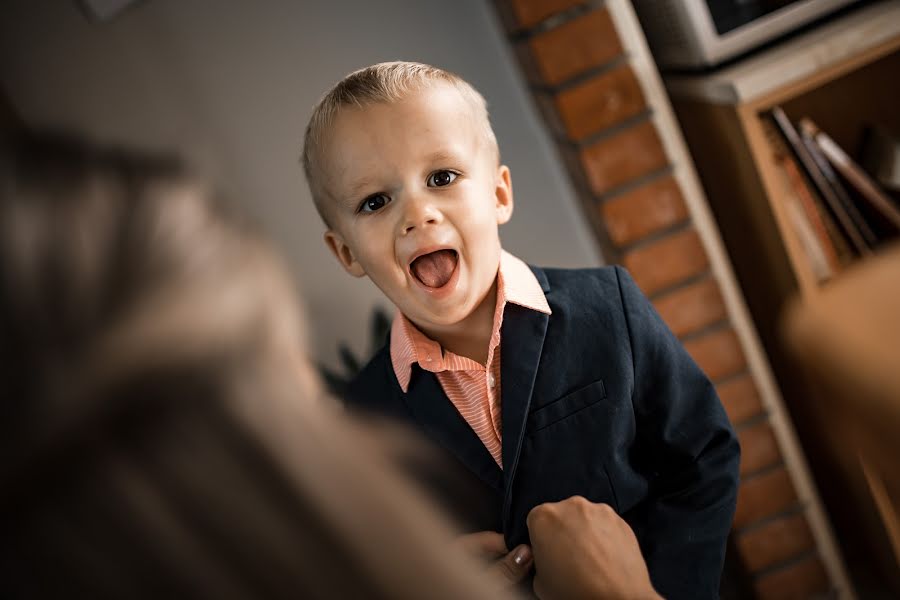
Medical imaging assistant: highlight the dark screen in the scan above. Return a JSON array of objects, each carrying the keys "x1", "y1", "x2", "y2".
[{"x1": 705, "y1": 0, "x2": 803, "y2": 34}]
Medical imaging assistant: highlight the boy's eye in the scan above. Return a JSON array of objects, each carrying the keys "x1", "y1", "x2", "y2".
[
  {"x1": 359, "y1": 193, "x2": 390, "y2": 213},
  {"x1": 427, "y1": 170, "x2": 458, "y2": 187}
]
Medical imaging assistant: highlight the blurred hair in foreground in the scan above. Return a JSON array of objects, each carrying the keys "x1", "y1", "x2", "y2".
[{"x1": 0, "y1": 132, "x2": 508, "y2": 599}]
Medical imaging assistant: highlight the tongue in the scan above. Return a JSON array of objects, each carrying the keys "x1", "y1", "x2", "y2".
[{"x1": 412, "y1": 250, "x2": 457, "y2": 288}]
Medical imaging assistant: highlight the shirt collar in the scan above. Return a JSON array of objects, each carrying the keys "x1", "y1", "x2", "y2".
[
  {"x1": 390, "y1": 250, "x2": 550, "y2": 392},
  {"x1": 498, "y1": 249, "x2": 551, "y2": 315}
]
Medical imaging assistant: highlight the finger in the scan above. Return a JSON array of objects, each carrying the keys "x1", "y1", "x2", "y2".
[
  {"x1": 488, "y1": 544, "x2": 533, "y2": 586},
  {"x1": 526, "y1": 501, "x2": 555, "y2": 532},
  {"x1": 526, "y1": 502, "x2": 547, "y2": 528},
  {"x1": 455, "y1": 531, "x2": 507, "y2": 557}
]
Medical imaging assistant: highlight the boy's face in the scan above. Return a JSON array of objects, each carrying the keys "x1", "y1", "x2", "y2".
[{"x1": 320, "y1": 84, "x2": 513, "y2": 334}]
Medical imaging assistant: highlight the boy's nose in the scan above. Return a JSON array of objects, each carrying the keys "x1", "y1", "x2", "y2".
[{"x1": 401, "y1": 197, "x2": 442, "y2": 234}]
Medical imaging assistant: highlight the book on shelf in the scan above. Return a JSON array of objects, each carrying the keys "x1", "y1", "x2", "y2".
[
  {"x1": 774, "y1": 155, "x2": 840, "y2": 282},
  {"x1": 761, "y1": 117, "x2": 846, "y2": 281},
  {"x1": 764, "y1": 108, "x2": 900, "y2": 283},
  {"x1": 798, "y1": 118, "x2": 879, "y2": 249},
  {"x1": 803, "y1": 119, "x2": 900, "y2": 233},
  {"x1": 770, "y1": 106, "x2": 872, "y2": 258}
]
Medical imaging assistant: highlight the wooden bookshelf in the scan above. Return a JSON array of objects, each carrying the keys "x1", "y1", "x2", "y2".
[
  {"x1": 666, "y1": 1, "x2": 900, "y2": 596},
  {"x1": 668, "y1": 1, "x2": 900, "y2": 302}
]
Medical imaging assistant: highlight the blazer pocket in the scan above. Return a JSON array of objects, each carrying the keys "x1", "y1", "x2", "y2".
[{"x1": 527, "y1": 379, "x2": 607, "y2": 433}]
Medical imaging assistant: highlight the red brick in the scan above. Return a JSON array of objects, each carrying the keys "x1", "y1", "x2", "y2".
[
  {"x1": 754, "y1": 555, "x2": 831, "y2": 600},
  {"x1": 738, "y1": 420, "x2": 782, "y2": 476},
  {"x1": 683, "y1": 327, "x2": 746, "y2": 381},
  {"x1": 580, "y1": 120, "x2": 668, "y2": 195},
  {"x1": 622, "y1": 229, "x2": 709, "y2": 296},
  {"x1": 523, "y1": 8, "x2": 622, "y2": 85},
  {"x1": 737, "y1": 513, "x2": 816, "y2": 572},
  {"x1": 601, "y1": 175, "x2": 689, "y2": 247},
  {"x1": 501, "y1": 0, "x2": 586, "y2": 31},
  {"x1": 554, "y1": 64, "x2": 647, "y2": 140},
  {"x1": 653, "y1": 278, "x2": 727, "y2": 338},
  {"x1": 734, "y1": 467, "x2": 800, "y2": 529},
  {"x1": 717, "y1": 375, "x2": 765, "y2": 426}
]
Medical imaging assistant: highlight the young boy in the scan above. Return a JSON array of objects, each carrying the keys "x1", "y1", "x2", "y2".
[{"x1": 302, "y1": 61, "x2": 740, "y2": 600}]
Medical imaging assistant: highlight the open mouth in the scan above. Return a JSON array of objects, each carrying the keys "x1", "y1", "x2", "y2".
[{"x1": 410, "y1": 249, "x2": 459, "y2": 289}]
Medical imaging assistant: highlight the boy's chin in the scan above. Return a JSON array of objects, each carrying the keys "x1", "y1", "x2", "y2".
[
  {"x1": 411, "y1": 308, "x2": 461, "y2": 325},
  {"x1": 406, "y1": 305, "x2": 470, "y2": 329}
]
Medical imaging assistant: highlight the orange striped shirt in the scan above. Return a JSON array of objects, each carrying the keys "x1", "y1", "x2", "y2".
[{"x1": 390, "y1": 250, "x2": 551, "y2": 467}]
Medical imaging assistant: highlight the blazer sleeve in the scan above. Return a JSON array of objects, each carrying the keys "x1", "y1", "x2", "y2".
[{"x1": 615, "y1": 266, "x2": 741, "y2": 600}]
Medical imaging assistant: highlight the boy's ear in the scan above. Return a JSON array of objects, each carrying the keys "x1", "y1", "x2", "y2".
[
  {"x1": 495, "y1": 165, "x2": 514, "y2": 225},
  {"x1": 323, "y1": 230, "x2": 366, "y2": 278}
]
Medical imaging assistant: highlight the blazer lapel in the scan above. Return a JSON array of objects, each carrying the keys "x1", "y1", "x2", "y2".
[
  {"x1": 402, "y1": 366, "x2": 503, "y2": 493},
  {"x1": 500, "y1": 266, "x2": 551, "y2": 524}
]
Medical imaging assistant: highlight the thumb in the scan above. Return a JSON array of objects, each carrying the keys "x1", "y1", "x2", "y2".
[{"x1": 488, "y1": 544, "x2": 533, "y2": 586}]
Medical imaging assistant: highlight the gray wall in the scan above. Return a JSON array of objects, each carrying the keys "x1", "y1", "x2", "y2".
[{"x1": 0, "y1": 0, "x2": 602, "y2": 369}]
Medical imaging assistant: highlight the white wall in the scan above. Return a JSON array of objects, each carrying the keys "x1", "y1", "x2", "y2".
[{"x1": 0, "y1": 0, "x2": 602, "y2": 369}]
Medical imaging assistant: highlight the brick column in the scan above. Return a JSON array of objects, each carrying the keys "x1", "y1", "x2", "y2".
[{"x1": 492, "y1": 1, "x2": 846, "y2": 597}]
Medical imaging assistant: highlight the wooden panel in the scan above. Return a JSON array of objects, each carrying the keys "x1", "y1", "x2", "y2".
[
  {"x1": 737, "y1": 513, "x2": 816, "y2": 572},
  {"x1": 524, "y1": 8, "x2": 622, "y2": 86},
  {"x1": 670, "y1": 98, "x2": 798, "y2": 355},
  {"x1": 717, "y1": 375, "x2": 764, "y2": 426},
  {"x1": 653, "y1": 277, "x2": 727, "y2": 338},
  {"x1": 554, "y1": 64, "x2": 646, "y2": 140},
  {"x1": 669, "y1": 86, "x2": 859, "y2": 599},
  {"x1": 580, "y1": 120, "x2": 667, "y2": 195},
  {"x1": 683, "y1": 327, "x2": 746, "y2": 381},
  {"x1": 734, "y1": 467, "x2": 800, "y2": 529},
  {"x1": 754, "y1": 555, "x2": 831, "y2": 600},
  {"x1": 601, "y1": 175, "x2": 688, "y2": 247},
  {"x1": 738, "y1": 421, "x2": 782, "y2": 476}
]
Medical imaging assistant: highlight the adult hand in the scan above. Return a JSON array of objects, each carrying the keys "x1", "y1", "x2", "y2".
[
  {"x1": 527, "y1": 496, "x2": 662, "y2": 600},
  {"x1": 454, "y1": 530, "x2": 533, "y2": 588}
]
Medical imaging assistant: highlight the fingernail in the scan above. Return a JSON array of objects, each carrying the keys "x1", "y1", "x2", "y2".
[{"x1": 513, "y1": 545, "x2": 532, "y2": 565}]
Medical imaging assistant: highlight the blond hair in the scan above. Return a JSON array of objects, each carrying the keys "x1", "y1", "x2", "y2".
[{"x1": 302, "y1": 61, "x2": 499, "y2": 225}]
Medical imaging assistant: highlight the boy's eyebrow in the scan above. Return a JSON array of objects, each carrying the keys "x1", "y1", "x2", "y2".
[
  {"x1": 344, "y1": 177, "x2": 378, "y2": 200},
  {"x1": 424, "y1": 149, "x2": 462, "y2": 164}
]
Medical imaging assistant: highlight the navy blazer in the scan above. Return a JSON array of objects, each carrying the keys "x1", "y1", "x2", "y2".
[{"x1": 347, "y1": 265, "x2": 740, "y2": 600}]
